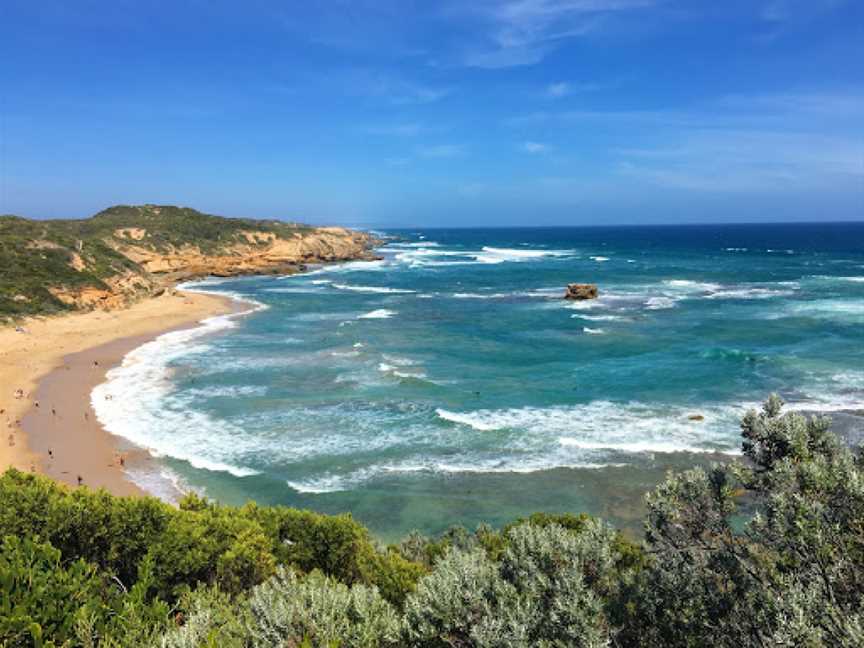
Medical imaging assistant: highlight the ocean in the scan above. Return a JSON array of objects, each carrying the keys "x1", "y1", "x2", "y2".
[{"x1": 92, "y1": 223, "x2": 864, "y2": 540}]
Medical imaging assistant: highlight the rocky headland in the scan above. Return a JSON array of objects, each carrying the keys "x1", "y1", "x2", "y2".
[{"x1": 0, "y1": 204, "x2": 379, "y2": 317}]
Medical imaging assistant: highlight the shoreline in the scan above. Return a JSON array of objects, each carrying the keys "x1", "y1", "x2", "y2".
[{"x1": 1, "y1": 290, "x2": 239, "y2": 495}]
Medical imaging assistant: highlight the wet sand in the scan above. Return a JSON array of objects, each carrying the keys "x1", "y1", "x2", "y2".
[{"x1": 1, "y1": 290, "x2": 237, "y2": 494}]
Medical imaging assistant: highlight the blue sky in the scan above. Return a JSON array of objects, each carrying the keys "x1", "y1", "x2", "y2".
[{"x1": 1, "y1": 0, "x2": 862, "y2": 226}]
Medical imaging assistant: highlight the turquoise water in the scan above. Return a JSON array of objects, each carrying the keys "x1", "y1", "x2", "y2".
[{"x1": 93, "y1": 224, "x2": 864, "y2": 540}]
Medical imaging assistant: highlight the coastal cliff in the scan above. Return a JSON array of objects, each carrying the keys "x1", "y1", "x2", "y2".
[{"x1": 0, "y1": 204, "x2": 378, "y2": 318}]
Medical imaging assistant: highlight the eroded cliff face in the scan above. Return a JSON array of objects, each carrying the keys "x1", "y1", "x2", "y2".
[
  {"x1": 46, "y1": 269, "x2": 160, "y2": 310},
  {"x1": 1, "y1": 205, "x2": 380, "y2": 317},
  {"x1": 111, "y1": 227, "x2": 378, "y2": 279}
]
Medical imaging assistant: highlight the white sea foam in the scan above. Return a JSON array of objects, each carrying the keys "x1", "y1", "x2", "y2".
[
  {"x1": 263, "y1": 286, "x2": 326, "y2": 294},
  {"x1": 387, "y1": 241, "x2": 441, "y2": 248},
  {"x1": 358, "y1": 309, "x2": 397, "y2": 319},
  {"x1": 452, "y1": 288, "x2": 561, "y2": 300},
  {"x1": 436, "y1": 408, "x2": 500, "y2": 431},
  {"x1": 572, "y1": 314, "x2": 627, "y2": 322},
  {"x1": 298, "y1": 259, "x2": 388, "y2": 276},
  {"x1": 287, "y1": 476, "x2": 348, "y2": 494},
  {"x1": 582, "y1": 327, "x2": 605, "y2": 335},
  {"x1": 125, "y1": 464, "x2": 199, "y2": 504},
  {"x1": 664, "y1": 279, "x2": 723, "y2": 292},
  {"x1": 394, "y1": 246, "x2": 573, "y2": 268},
  {"x1": 285, "y1": 458, "x2": 630, "y2": 492},
  {"x1": 332, "y1": 350, "x2": 361, "y2": 358},
  {"x1": 590, "y1": 256, "x2": 610, "y2": 262},
  {"x1": 185, "y1": 385, "x2": 268, "y2": 398},
  {"x1": 453, "y1": 292, "x2": 504, "y2": 299},
  {"x1": 274, "y1": 382, "x2": 864, "y2": 493},
  {"x1": 378, "y1": 363, "x2": 428, "y2": 379},
  {"x1": 332, "y1": 283, "x2": 415, "y2": 294},
  {"x1": 645, "y1": 296, "x2": 678, "y2": 310},
  {"x1": 778, "y1": 299, "x2": 864, "y2": 321},
  {"x1": 435, "y1": 401, "x2": 745, "y2": 455},
  {"x1": 91, "y1": 306, "x2": 266, "y2": 479},
  {"x1": 557, "y1": 438, "x2": 728, "y2": 454},
  {"x1": 705, "y1": 287, "x2": 794, "y2": 300},
  {"x1": 479, "y1": 246, "x2": 573, "y2": 263}
]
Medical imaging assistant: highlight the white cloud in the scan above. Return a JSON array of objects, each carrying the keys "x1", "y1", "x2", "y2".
[
  {"x1": 547, "y1": 81, "x2": 572, "y2": 97},
  {"x1": 366, "y1": 123, "x2": 426, "y2": 137},
  {"x1": 505, "y1": 89, "x2": 864, "y2": 194},
  {"x1": 458, "y1": 182, "x2": 490, "y2": 196},
  {"x1": 462, "y1": 0, "x2": 657, "y2": 68},
  {"x1": 522, "y1": 141, "x2": 551, "y2": 153},
  {"x1": 342, "y1": 69, "x2": 451, "y2": 105},
  {"x1": 418, "y1": 144, "x2": 467, "y2": 158},
  {"x1": 616, "y1": 130, "x2": 862, "y2": 192},
  {"x1": 761, "y1": 0, "x2": 848, "y2": 23},
  {"x1": 463, "y1": 46, "x2": 548, "y2": 69},
  {"x1": 545, "y1": 80, "x2": 610, "y2": 97}
]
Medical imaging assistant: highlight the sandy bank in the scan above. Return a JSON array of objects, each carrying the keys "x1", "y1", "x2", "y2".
[{"x1": 1, "y1": 290, "x2": 236, "y2": 494}]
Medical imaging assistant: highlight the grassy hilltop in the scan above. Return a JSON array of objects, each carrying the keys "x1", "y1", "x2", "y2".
[{"x1": 0, "y1": 205, "x2": 373, "y2": 320}]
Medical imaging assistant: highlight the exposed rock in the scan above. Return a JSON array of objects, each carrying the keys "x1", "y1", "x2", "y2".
[
  {"x1": 113, "y1": 228, "x2": 377, "y2": 280},
  {"x1": 48, "y1": 286, "x2": 127, "y2": 310},
  {"x1": 114, "y1": 227, "x2": 147, "y2": 240},
  {"x1": 68, "y1": 252, "x2": 86, "y2": 271},
  {"x1": 2, "y1": 204, "x2": 380, "y2": 317},
  {"x1": 564, "y1": 283, "x2": 599, "y2": 300},
  {"x1": 688, "y1": 414, "x2": 705, "y2": 421}
]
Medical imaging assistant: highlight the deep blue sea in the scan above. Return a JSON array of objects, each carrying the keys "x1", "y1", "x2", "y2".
[{"x1": 93, "y1": 223, "x2": 864, "y2": 540}]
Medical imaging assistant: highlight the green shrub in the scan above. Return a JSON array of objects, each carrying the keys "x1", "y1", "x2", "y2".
[
  {"x1": 626, "y1": 395, "x2": 864, "y2": 647},
  {"x1": 403, "y1": 522, "x2": 613, "y2": 647},
  {"x1": 157, "y1": 585, "x2": 250, "y2": 648},
  {"x1": 247, "y1": 567, "x2": 401, "y2": 648},
  {"x1": 0, "y1": 535, "x2": 108, "y2": 646},
  {"x1": 0, "y1": 470, "x2": 171, "y2": 587},
  {"x1": 146, "y1": 504, "x2": 276, "y2": 600}
]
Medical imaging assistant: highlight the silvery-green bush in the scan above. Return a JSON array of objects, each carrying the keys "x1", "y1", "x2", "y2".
[
  {"x1": 247, "y1": 567, "x2": 401, "y2": 648},
  {"x1": 158, "y1": 586, "x2": 249, "y2": 648},
  {"x1": 403, "y1": 521, "x2": 613, "y2": 647},
  {"x1": 628, "y1": 395, "x2": 864, "y2": 648}
]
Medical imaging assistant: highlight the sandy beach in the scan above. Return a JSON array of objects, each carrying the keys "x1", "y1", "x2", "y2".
[{"x1": 1, "y1": 290, "x2": 236, "y2": 494}]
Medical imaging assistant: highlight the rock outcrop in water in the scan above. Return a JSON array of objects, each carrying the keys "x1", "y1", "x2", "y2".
[{"x1": 564, "y1": 283, "x2": 599, "y2": 300}]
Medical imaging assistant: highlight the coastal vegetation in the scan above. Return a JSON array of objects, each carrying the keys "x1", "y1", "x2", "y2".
[
  {"x1": 1, "y1": 396, "x2": 861, "y2": 646},
  {"x1": 0, "y1": 205, "x2": 374, "y2": 320}
]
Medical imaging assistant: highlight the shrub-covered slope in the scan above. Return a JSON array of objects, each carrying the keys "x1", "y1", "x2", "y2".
[
  {"x1": 0, "y1": 205, "x2": 376, "y2": 319},
  {"x1": 1, "y1": 396, "x2": 862, "y2": 647}
]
